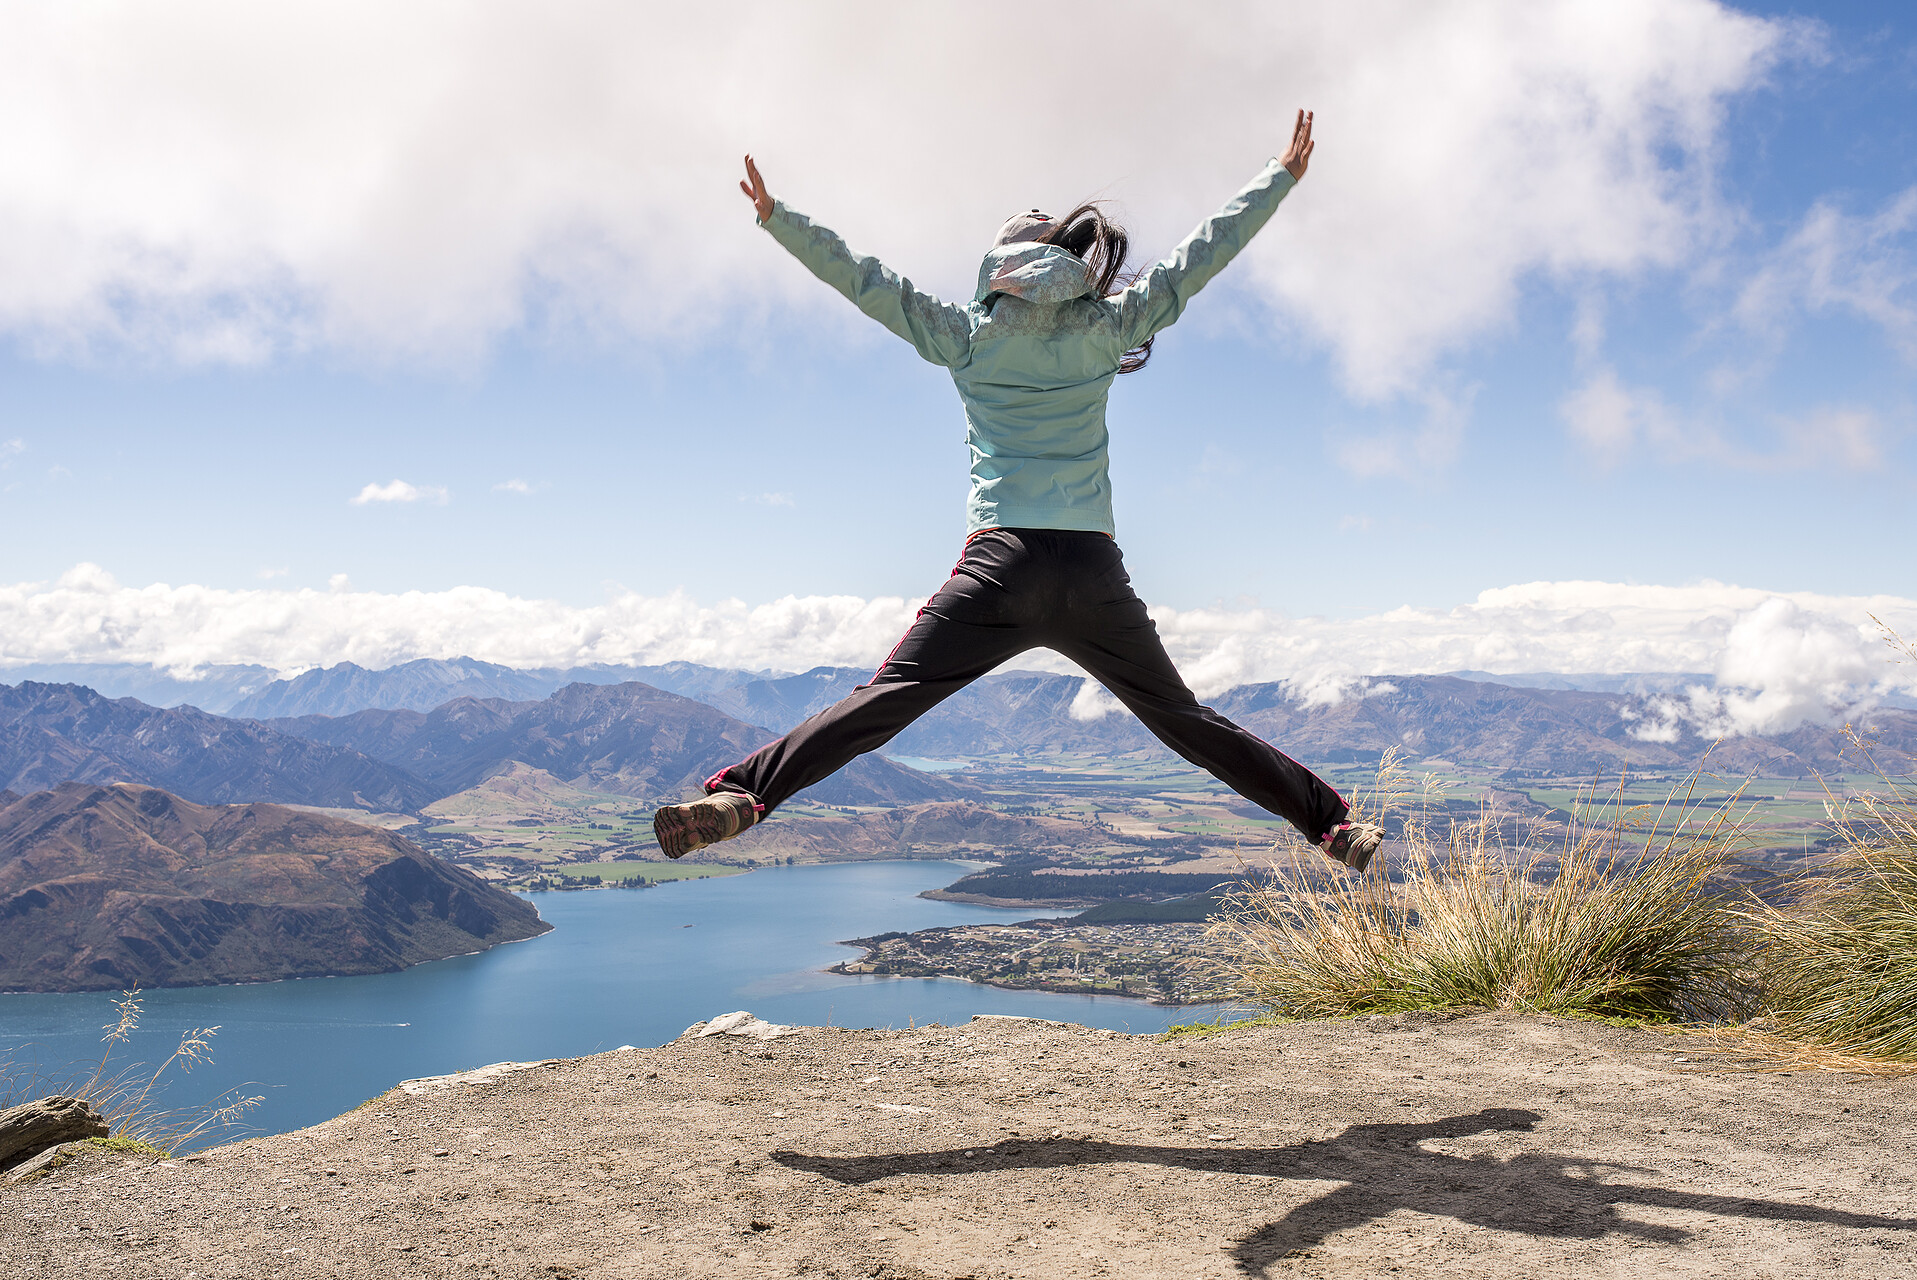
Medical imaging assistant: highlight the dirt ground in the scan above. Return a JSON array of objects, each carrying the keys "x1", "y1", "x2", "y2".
[{"x1": 4, "y1": 1010, "x2": 1915, "y2": 1279}]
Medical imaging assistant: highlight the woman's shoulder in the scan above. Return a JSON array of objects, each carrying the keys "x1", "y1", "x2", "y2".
[{"x1": 969, "y1": 294, "x2": 1122, "y2": 339}]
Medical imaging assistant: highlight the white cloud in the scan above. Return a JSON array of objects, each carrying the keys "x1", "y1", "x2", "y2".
[
  {"x1": 1561, "y1": 367, "x2": 1887, "y2": 470},
  {"x1": 1069, "y1": 679, "x2": 1122, "y2": 722},
  {"x1": 492, "y1": 478, "x2": 532, "y2": 494},
  {"x1": 256, "y1": 566, "x2": 288, "y2": 580},
  {"x1": 1623, "y1": 599, "x2": 1885, "y2": 737},
  {"x1": 0, "y1": 438, "x2": 22, "y2": 464},
  {"x1": 1736, "y1": 185, "x2": 1917, "y2": 364},
  {"x1": 1784, "y1": 406, "x2": 1884, "y2": 470},
  {"x1": 349, "y1": 479, "x2": 448, "y2": 506},
  {"x1": 0, "y1": 1, "x2": 1790, "y2": 398},
  {"x1": 4, "y1": 566, "x2": 1912, "y2": 737},
  {"x1": 1562, "y1": 367, "x2": 1660, "y2": 463}
]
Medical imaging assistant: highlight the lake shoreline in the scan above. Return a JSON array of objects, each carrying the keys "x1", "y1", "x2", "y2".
[{"x1": 0, "y1": 860, "x2": 1207, "y2": 1141}]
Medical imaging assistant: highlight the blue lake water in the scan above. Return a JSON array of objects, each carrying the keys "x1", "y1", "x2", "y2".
[{"x1": 0, "y1": 861, "x2": 1224, "y2": 1143}]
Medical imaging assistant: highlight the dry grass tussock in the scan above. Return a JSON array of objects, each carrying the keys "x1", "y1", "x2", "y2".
[
  {"x1": 1209, "y1": 751, "x2": 1754, "y2": 1024},
  {"x1": 0, "y1": 989, "x2": 260, "y2": 1153},
  {"x1": 1727, "y1": 634, "x2": 1917, "y2": 1070}
]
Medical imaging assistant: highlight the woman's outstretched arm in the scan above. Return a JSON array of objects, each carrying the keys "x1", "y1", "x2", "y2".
[
  {"x1": 1114, "y1": 110, "x2": 1314, "y2": 350},
  {"x1": 739, "y1": 154, "x2": 971, "y2": 369}
]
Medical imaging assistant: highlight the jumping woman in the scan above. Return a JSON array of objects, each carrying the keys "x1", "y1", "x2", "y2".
[{"x1": 654, "y1": 110, "x2": 1385, "y2": 873}]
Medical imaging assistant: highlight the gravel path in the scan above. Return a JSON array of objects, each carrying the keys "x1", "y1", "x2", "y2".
[{"x1": 4, "y1": 1010, "x2": 1915, "y2": 1278}]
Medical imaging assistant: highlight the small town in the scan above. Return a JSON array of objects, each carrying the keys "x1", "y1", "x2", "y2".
[{"x1": 831, "y1": 918, "x2": 1237, "y2": 1005}]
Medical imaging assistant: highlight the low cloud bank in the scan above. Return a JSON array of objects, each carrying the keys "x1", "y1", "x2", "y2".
[{"x1": 4, "y1": 566, "x2": 1912, "y2": 737}]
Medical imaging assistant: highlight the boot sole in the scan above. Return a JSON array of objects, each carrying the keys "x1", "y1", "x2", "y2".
[{"x1": 653, "y1": 805, "x2": 727, "y2": 859}]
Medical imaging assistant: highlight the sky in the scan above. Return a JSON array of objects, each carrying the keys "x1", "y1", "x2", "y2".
[{"x1": 1, "y1": 1, "x2": 1914, "y2": 733}]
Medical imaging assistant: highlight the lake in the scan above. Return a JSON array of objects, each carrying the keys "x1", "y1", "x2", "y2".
[{"x1": 0, "y1": 860, "x2": 1225, "y2": 1143}]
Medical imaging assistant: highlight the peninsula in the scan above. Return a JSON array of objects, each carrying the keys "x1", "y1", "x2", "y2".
[{"x1": 0, "y1": 782, "x2": 550, "y2": 992}]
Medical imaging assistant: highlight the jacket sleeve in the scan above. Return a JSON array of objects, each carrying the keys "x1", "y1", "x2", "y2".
[
  {"x1": 761, "y1": 201, "x2": 971, "y2": 368},
  {"x1": 1115, "y1": 160, "x2": 1297, "y2": 350}
]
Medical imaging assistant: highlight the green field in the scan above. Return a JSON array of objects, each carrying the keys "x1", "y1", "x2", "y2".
[
  {"x1": 408, "y1": 750, "x2": 1885, "y2": 889},
  {"x1": 551, "y1": 860, "x2": 748, "y2": 884},
  {"x1": 955, "y1": 753, "x2": 1880, "y2": 862}
]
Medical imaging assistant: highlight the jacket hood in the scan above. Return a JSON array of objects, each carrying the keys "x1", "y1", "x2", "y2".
[{"x1": 975, "y1": 242, "x2": 1091, "y2": 304}]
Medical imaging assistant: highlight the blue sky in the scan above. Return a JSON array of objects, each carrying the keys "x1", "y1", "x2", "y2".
[{"x1": 0, "y1": 2, "x2": 1913, "y2": 725}]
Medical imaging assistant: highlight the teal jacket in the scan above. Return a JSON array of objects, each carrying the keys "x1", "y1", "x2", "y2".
[{"x1": 761, "y1": 159, "x2": 1297, "y2": 536}]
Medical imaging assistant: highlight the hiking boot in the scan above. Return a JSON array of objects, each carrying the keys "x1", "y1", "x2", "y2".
[
  {"x1": 653, "y1": 791, "x2": 759, "y2": 859},
  {"x1": 1320, "y1": 821, "x2": 1385, "y2": 873}
]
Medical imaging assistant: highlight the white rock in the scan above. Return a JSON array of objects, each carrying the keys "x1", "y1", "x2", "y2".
[
  {"x1": 397, "y1": 1060, "x2": 550, "y2": 1095},
  {"x1": 695, "y1": 1010, "x2": 795, "y2": 1041}
]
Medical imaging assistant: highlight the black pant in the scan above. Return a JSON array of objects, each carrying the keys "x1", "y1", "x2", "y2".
[{"x1": 707, "y1": 528, "x2": 1348, "y2": 843}]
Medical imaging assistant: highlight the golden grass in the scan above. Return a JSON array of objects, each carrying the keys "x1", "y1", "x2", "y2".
[
  {"x1": 1210, "y1": 753, "x2": 1755, "y2": 1023},
  {"x1": 1735, "y1": 758, "x2": 1917, "y2": 1067},
  {"x1": 1690, "y1": 1025, "x2": 1917, "y2": 1078},
  {"x1": 1713, "y1": 624, "x2": 1917, "y2": 1068}
]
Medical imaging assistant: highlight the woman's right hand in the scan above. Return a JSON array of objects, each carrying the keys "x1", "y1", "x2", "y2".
[
  {"x1": 1282, "y1": 110, "x2": 1315, "y2": 181},
  {"x1": 740, "y1": 154, "x2": 774, "y2": 222}
]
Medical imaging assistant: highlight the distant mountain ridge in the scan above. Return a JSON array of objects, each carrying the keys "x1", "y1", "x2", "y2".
[
  {"x1": 0, "y1": 678, "x2": 947, "y2": 814},
  {"x1": 265, "y1": 681, "x2": 955, "y2": 807},
  {"x1": 227, "y1": 657, "x2": 555, "y2": 719},
  {"x1": 0, "y1": 782, "x2": 550, "y2": 992},
  {"x1": 225, "y1": 657, "x2": 793, "y2": 719},
  {"x1": 18, "y1": 656, "x2": 1786, "y2": 719},
  {"x1": 691, "y1": 666, "x2": 1917, "y2": 776},
  {"x1": 0, "y1": 682, "x2": 435, "y2": 811},
  {"x1": 1210, "y1": 676, "x2": 1917, "y2": 776},
  {"x1": 8, "y1": 658, "x2": 1913, "y2": 826},
  {"x1": 0, "y1": 662, "x2": 278, "y2": 714}
]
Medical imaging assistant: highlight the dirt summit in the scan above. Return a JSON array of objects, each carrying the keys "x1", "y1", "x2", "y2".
[{"x1": 4, "y1": 1010, "x2": 1915, "y2": 1278}]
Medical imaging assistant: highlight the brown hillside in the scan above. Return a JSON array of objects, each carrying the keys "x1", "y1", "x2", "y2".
[{"x1": 0, "y1": 783, "x2": 549, "y2": 992}]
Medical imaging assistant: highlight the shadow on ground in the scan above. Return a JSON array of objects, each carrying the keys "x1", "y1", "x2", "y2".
[{"x1": 774, "y1": 1107, "x2": 1917, "y2": 1276}]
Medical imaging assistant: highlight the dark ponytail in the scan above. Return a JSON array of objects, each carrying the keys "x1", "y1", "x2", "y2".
[{"x1": 1037, "y1": 203, "x2": 1154, "y2": 374}]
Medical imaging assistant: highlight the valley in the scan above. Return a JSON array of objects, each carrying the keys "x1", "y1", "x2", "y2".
[{"x1": 2, "y1": 655, "x2": 1906, "y2": 996}]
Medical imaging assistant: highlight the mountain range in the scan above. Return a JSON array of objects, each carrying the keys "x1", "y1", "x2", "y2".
[
  {"x1": 0, "y1": 657, "x2": 792, "y2": 718},
  {"x1": 0, "y1": 682, "x2": 435, "y2": 810},
  {"x1": 5, "y1": 657, "x2": 1913, "y2": 830},
  {"x1": 683, "y1": 665, "x2": 1917, "y2": 776},
  {"x1": 37, "y1": 654, "x2": 1910, "y2": 719},
  {"x1": 0, "y1": 679, "x2": 947, "y2": 814},
  {"x1": 264, "y1": 681, "x2": 953, "y2": 807},
  {"x1": 0, "y1": 782, "x2": 550, "y2": 992}
]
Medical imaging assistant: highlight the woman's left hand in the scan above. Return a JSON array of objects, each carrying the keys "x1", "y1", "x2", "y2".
[
  {"x1": 739, "y1": 154, "x2": 774, "y2": 222},
  {"x1": 1282, "y1": 110, "x2": 1315, "y2": 181}
]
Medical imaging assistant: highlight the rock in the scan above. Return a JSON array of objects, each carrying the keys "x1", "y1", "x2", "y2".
[
  {"x1": 0, "y1": 1096, "x2": 109, "y2": 1171},
  {"x1": 695, "y1": 1011, "x2": 796, "y2": 1041},
  {"x1": 397, "y1": 1060, "x2": 550, "y2": 1096},
  {"x1": 2, "y1": 1141, "x2": 78, "y2": 1184}
]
